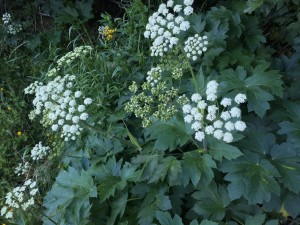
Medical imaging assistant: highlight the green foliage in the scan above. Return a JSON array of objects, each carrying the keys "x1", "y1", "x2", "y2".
[{"x1": 2, "y1": 0, "x2": 300, "y2": 224}]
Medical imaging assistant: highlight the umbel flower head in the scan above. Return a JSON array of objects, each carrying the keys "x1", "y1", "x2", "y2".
[
  {"x1": 24, "y1": 75, "x2": 93, "y2": 141},
  {"x1": 182, "y1": 80, "x2": 247, "y2": 143},
  {"x1": 1, "y1": 178, "x2": 38, "y2": 219},
  {"x1": 144, "y1": 0, "x2": 194, "y2": 56}
]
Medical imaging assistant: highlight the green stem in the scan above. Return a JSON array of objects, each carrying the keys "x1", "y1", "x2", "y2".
[
  {"x1": 178, "y1": 44, "x2": 199, "y2": 92},
  {"x1": 80, "y1": 121, "x2": 139, "y2": 150}
]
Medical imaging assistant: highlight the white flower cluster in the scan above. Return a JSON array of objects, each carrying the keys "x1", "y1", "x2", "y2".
[
  {"x1": 184, "y1": 34, "x2": 208, "y2": 61},
  {"x1": 2, "y1": 13, "x2": 11, "y2": 24},
  {"x1": 24, "y1": 75, "x2": 93, "y2": 141},
  {"x1": 182, "y1": 80, "x2": 247, "y2": 143},
  {"x1": 1, "y1": 13, "x2": 22, "y2": 35},
  {"x1": 144, "y1": 0, "x2": 194, "y2": 56},
  {"x1": 31, "y1": 142, "x2": 51, "y2": 161},
  {"x1": 46, "y1": 46, "x2": 92, "y2": 77},
  {"x1": 1, "y1": 179, "x2": 38, "y2": 219},
  {"x1": 14, "y1": 161, "x2": 30, "y2": 176},
  {"x1": 146, "y1": 67, "x2": 162, "y2": 86}
]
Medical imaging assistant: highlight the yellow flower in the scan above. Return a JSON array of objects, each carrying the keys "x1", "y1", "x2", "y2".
[
  {"x1": 7, "y1": 106, "x2": 11, "y2": 110},
  {"x1": 103, "y1": 27, "x2": 117, "y2": 41},
  {"x1": 0, "y1": 87, "x2": 4, "y2": 91},
  {"x1": 17, "y1": 131, "x2": 22, "y2": 136}
]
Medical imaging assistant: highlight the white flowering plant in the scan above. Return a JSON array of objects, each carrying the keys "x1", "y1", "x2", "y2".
[{"x1": 2, "y1": 0, "x2": 300, "y2": 225}]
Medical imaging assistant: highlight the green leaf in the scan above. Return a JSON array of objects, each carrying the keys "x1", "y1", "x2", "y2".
[
  {"x1": 283, "y1": 192, "x2": 300, "y2": 218},
  {"x1": 265, "y1": 220, "x2": 279, "y2": 225},
  {"x1": 209, "y1": 142, "x2": 243, "y2": 161},
  {"x1": 156, "y1": 211, "x2": 183, "y2": 225},
  {"x1": 242, "y1": 16, "x2": 266, "y2": 51},
  {"x1": 149, "y1": 156, "x2": 182, "y2": 186},
  {"x1": 200, "y1": 219, "x2": 219, "y2": 225},
  {"x1": 244, "y1": 0, "x2": 265, "y2": 13},
  {"x1": 145, "y1": 116, "x2": 190, "y2": 151},
  {"x1": 97, "y1": 176, "x2": 123, "y2": 202},
  {"x1": 221, "y1": 157, "x2": 281, "y2": 204},
  {"x1": 270, "y1": 143, "x2": 300, "y2": 193},
  {"x1": 245, "y1": 214, "x2": 266, "y2": 225},
  {"x1": 156, "y1": 196, "x2": 172, "y2": 211},
  {"x1": 219, "y1": 64, "x2": 283, "y2": 117},
  {"x1": 182, "y1": 153, "x2": 216, "y2": 187},
  {"x1": 107, "y1": 193, "x2": 128, "y2": 225},
  {"x1": 192, "y1": 183, "x2": 230, "y2": 221},
  {"x1": 43, "y1": 167, "x2": 96, "y2": 225}
]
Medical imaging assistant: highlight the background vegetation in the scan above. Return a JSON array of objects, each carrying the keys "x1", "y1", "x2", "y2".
[{"x1": 0, "y1": 0, "x2": 300, "y2": 224}]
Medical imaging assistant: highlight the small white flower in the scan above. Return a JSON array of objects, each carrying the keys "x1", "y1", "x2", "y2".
[
  {"x1": 182, "y1": 104, "x2": 192, "y2": 113},
  {"x1": 220, "y1": 111, "x2": 231, "y2": 121},
  {"x1": 225, "y1": 121, "x2": 235, "y2": 131},
  {"x1": 194, "y1": 112, "x2": 203, "y2": 121},
  {"x1": 6, "y1": 211, "x2": 13, "y2": 219},
  {"x1": 195, "y1": 131, "x2": 205, "y2": 142},
  {"x1": 191, "y1": 93, "x2": 202, "y2": 102},
  {"x1": 220, "y1": 98, "x2": 232, "y2": 107},
  {"x1": 205, "y1": 125, "x2": 215, "y2": 135},
  {"x1": 235, "y1": 121, "x2": 247, "y2": 131},
  {"x1": 72, "y1": 116, "x2": 80, "y2": 123},
  {"x1": 190, "y1": 107, "x2": 198, "y2": 115},
  {"x1": 213, "y1": 130, "x2": 223, "y2": 140},
  {"x1": 174, "y1": 5, "x2": 182, "y2": 12},
  {"x1": 80, "y1": 113, "x2": 89, "y2": 120},
  {"x1": 197, "y1": 100, "x2": 207, "y2": 109},
  {"x1": 213, "y1": 120, "x2": 223, "y2": 129},
  {"x1": 51, "y1": 124, "x2": 59, "y2": 131},
  {"x1": 223, "y1": 132, "x2": 233, "y2": 143},
  {"x1": 74, "y1": 91, "x2": 82, "y2": 98},
  {"x1": 65, "y1": 114, "x2": 72, "y2": 120},
  {"x1": 30, "y1": 188, "x2": 38, "y2": 196},
  {"x1": 230, "y1": 107, "x2": 241, "y2": 117},
  {"x1": 184, "y1": 0, "x2": 194, "y2": 6},
  {"x1": 184, "y1": 115, "x2": 193, "y2": 123},
  {"x1": 184, "y1": 6, "x2": 193, "y2": 15},
  {"x1": 207, "y1": 105, "x2": 218, "y2": 114},
  {"x1": 1, "y1": 206, "x2": 7, "y2": 216},
  {"x1": 234, "y1": 93, "x2": 247, "y2": 104},
  {"x1": 69, "y1": 99, "x2": 76, "y2": 107},
  {"x1": 167, "y1": 0, "x2": 174, "y2": 7},
  {"x1": 30, "y1": 181, "x2": 36, "y2": 188},
  {"x1": 191, "y1": 121, "x2": 202, "y2": 131},
  {"x1": 206, "y1": 113, "x2": 216, "y2": 121},
  {"x1": 84, "y1": 98, "x2": 93, "y2": 105}
]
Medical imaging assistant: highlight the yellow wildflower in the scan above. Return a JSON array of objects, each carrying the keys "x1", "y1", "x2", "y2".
[
  {"x1": 103, "y1": 27, "x2": 117, "y2": 41},
  {"x1": 17, "y1": 131, "x2": 22, "y2": 136}
]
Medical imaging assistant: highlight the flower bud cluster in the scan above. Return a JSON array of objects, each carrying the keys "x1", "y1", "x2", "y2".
[
  {"x1": 24, "y1": 75, "x2": 92, "y2": 141},
  {"x1": 1, "y1": 13, "x2": 22, "y2": 35},
  {"x1": 31, "y1": 142, "x2": 51, "y2": 161},
  {"x1": 125, "y1": 67, "x2": 178, "y2": 127},
  {"x1": 46, "y1": 46, "x2": 92, "y2": 77},
  {"x1": 184, "y1": 34, "x2": 208, "y2": 61},
  {"x1": 1, "y1": 179, "x2": 38, "y2": 219},
  {"x1": 146, "y1": 67, "x2": 162, "y2": 86},
  {"x1": 182, "y1": 80, "x2": 247, "y2": 143},
  {"x1": 144, "y1": 0, "x2": 194, "y2": 56}
]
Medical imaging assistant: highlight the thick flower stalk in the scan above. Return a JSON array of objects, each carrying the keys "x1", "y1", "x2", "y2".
[{"x1": 182, "y1": 80, "x2": 247, "y2": 143}]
